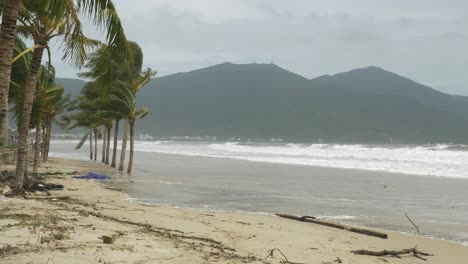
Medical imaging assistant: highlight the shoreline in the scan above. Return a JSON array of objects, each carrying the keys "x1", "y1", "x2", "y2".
[
  {"x1": 1, "y1": 157, "x2": 467, "y2": 263},
  {"x1": 41, "y1": 154, "x2": 468, "y2": 245},
  {"x1": 49, "y1": 139, "x2": 468, "y2": 180}
]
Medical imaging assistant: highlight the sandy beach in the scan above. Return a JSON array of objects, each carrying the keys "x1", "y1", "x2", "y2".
[{"x1": 1, "y1": 158, "x2": 467, "y2": 264}]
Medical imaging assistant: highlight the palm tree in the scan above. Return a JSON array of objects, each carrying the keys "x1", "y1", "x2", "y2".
[
  {"x1": 89, "y1": 128, "x2": 93, "y2": 160},
  {"x1": 31, "y1": 65, "x2": 56, "y2": 175},
  {"x1": 10, "y1": 63, "x2": 55, "y2": 179},
  {"x1": 110, "y1": 119, "x2": 119, "y2": 167},
  {"x1": 118, "y1": 121, "x2": 128, "y2": 171},
  {"x1": 41, "y1": 85, "x2": 73, "y2": 162},
  {"x1": 0, "y1": 0, "x2": 22, "y2": 150},
  {"x1": 12, "y1": 0, "x2": 129, "y2": 191},
  {"x1": 78, "y1": 40, "x2": 155, "y2": 173},
  {"x1": 119, "y1": 43, "x2": 156, "y2": 173},
  {"x1": 111, "y1": 71, "x2": 154, "y2": 174}
]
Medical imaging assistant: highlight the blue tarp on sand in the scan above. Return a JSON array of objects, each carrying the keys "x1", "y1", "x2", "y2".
[{"x1": 72, "y1": 173, "x2": 110, "y2": 180}]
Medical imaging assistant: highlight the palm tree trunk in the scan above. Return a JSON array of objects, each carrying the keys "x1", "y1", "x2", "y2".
[
  {"x1": 111, "y1": 119, "x2": 119, "y2": 167},
  {"x1": 105, "y1": 125, "x2": 111, "y2": 165},
  {"x1": 0, "y1": 0, "x2": 21, "y2": 150},
  {"x1": 43, "y1": 120, "x2": 52, "y2": 162},
  {"x1": 118, "y1": 120, "x2": 128, "y2": 171},
  {"x1": 101, "y1": 127, "x2": 106, "y2": 163},
  {"x1": 89, "y1": 128, "x2": 93, "y2": 160},
  {"x1": 15, "y1": 47, "x2": 45, "y2": 190},
  {"x1": 32, "y1": 122, "x2": 42, "y2": 175},
  {"x1": 40, "y1": 125, "x2": 45, "y2": 160},
  {"x1": 127, "y1": 119, "x2": 135, "y2": 174},
  {"x1": 94, "y1": 128, "x2": 98, "y2": 161}
]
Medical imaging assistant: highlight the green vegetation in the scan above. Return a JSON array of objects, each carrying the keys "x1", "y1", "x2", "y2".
[
  {"x1": 3, "y1": 143, "x2": 18, "y2": 150},
  {"x1": 71, "y1": 41, "x2": 155, "y2": 173},
  {"x1": 0, "y1": 0, "x2": 150, "y2": 191}
]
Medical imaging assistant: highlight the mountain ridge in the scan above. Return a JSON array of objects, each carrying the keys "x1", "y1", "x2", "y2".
[{"x1": 56, "y1": 63, "x2": 468, "y2": 143}]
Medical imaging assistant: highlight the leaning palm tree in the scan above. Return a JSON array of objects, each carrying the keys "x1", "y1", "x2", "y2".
[
  {"x1": 111, "y1": 73, "x2": 154, "y2": 174},
  {"x1": 10, "y1": 63, "x2": 55, "y2": 179},
  {"x1": 0, "y1": 0, "x2": 22, "y2": 150},
  {"x1": 78, "y1": 40, "x2": 155, "y2": 173},
  {"x1": 12, "y1": 0, "x2": 130, "y2": 190},
  {"x1": 41, "y1": 85, "x2": 73, "y2": 162},
  {"x1": 31, "y1": 65, "x2": 56, "y2": 175},
  {"x1": 125, "y1": 69, "x2": 155, "y2": 174}
]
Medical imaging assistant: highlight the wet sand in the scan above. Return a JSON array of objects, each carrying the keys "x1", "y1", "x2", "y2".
[{"x1": 0, "y1": 158, "x2": 467, "y2": 263}]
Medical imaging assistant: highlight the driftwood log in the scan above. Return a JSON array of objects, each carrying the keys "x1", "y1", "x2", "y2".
[
  {"x1": 24, "y1": 195, "x2": 70, "y2": 200},
  {"x1": 351, "y1": 213, "x2": 433, "y2": 261},
  {"x1": 275, "y1": 213, "x2": 388, "y2": 239},
  {"x1": 352, "y1": 248, "x2": 433, "y2": 261}
]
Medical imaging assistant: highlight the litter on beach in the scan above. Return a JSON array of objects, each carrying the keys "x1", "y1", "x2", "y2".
[{"x1": 72, "y1": 173, "x2": 111, "y2": 180}]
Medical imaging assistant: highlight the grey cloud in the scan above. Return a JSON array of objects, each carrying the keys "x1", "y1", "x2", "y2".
[{"x1": 51, "y1": 0, "x2": 468, "y2": 95}]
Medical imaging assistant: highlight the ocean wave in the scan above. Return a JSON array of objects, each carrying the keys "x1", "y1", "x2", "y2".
[{"x1": 50, "y1": 140, "x2": 468, "y2": 179}]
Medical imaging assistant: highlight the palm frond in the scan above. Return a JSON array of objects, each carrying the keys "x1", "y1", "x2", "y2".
[{"x1": 75, "y1": 132, "x2": 89, "y2": 150}]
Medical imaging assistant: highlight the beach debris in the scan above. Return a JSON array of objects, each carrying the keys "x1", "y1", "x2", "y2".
[
  {"x1": 53, "y1": 232, "x2": 66, "y2": 240},
  {"x1": 275, "y1": 213, "x2": 388, "y2": 239},
  {"x1": 351, "y1": 213, "x2": 433, "y2": 261},
  {"x1": 104, "y1": 187, "x2": 122, "y2": 191},
  {"x1": 73, "y1": 173, "x2": 110, "y2": 180},
  {"x1": 334, "y1": 257, "x2": 343, "y2": 263},
  {"x1": 100, "y1": 235, "x2": 114, "y2": 244},
  {"x1": 24, "y1": 195, "x2": 70, "y2": 200},
  {"x1": 0, "y1": 184, "x2": 12, "y2": 197},
  {"x1": 262, "y1": 248, "x2": 304, "y2": 264},
  {"x1": 30, "y1": 183, "x2": 64, "y2": 192},
  {"x1": 351, "y1": 248, "x2": 432, "y2": 261},
  {"x1": 0, "y1": 245, "x2": 21, "y2": 256},
  {"x1": 405, "y1": 212, "x2": 420, "y2": 249},
  {"x1": 46, "y1": 184, "x2": 64, "y2": 191},
  {"x1": 201, "y1": 213, "x2": 214, "y2": 217},
  {"x1": 0, "y1": 170, "x2": 15, "y2": 182}
]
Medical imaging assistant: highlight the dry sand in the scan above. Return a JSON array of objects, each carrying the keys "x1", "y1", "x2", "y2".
[{"x1": 0, "y1": 158, "x2": 467, "y2": 263}]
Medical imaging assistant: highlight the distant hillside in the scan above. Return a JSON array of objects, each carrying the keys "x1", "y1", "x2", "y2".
[
  {"x1": 57, "y1": 63, "x2": 468, "y2": 143},
  {"x1": 56, "y1": 78, "x2": 85, "y2": 97}
]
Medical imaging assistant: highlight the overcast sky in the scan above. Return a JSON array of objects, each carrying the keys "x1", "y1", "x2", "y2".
[{"x1": 51, "y1": 0, "x2": 468, "y2": 95}]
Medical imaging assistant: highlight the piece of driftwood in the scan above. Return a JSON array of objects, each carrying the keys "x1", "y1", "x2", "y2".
[
  {"x1": 104, "y1": 187, "x2": 122, "y2": 191},
  {"x1": 352, "y1": 248, "x2": 432, "y2": 261},
  {"x1": 275, "y1": 213, "x2": 388, "y2": 239},
  {"x1": 263, "y1": 248, "x2": 304, "y2": 264},
  {"x1": 405, "y1": 212, "x2": 420, "y2": 249},
  {"x1": 351, "y1": 214, "x2": 433, "y2": 261},
  {"x1": 24, "y1": 195, "x2": 70, "y2": 200}
]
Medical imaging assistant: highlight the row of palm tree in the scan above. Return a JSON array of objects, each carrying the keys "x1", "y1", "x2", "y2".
[
  {"x1": 0, "y1": 0, "x2": 142, "y2": 192},
  {"x1": 72, "y1": 41, "x2": 155, "y2": 173}
]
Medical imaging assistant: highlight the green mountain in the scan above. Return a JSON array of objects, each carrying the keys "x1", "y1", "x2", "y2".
[{"x1": 57, "y1": 63, "x2": 468, "y2": 143}]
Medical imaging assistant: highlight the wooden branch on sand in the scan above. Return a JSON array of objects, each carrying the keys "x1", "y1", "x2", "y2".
[
  {"x1": 24, "y1": 195, "x2": 70, "y2": 200},
  {"x1": 263, "y1": 248, "x2": 304, "y2": 264},
  {"x1": 275, "y1": 213, "x2": 388, "y2": 239},
  {"x1": 351, "y1": 213, "x2": 433, "y2": 261},
  {"x1": 352, "y1": 248, "x2": 433, "y2": 261}
]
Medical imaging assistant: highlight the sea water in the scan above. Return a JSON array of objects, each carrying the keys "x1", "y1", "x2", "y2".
[{"x1": 50, "y1": 140, "x2": 468, "y2": 244}]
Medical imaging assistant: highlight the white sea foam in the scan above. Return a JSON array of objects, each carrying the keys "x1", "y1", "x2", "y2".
[
  {"x1": 132, "y1": 141, "x2": 468, "y2": 179},
  {"x1": 51, "y1": 140, "x2": 468, "y2": 179}
]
